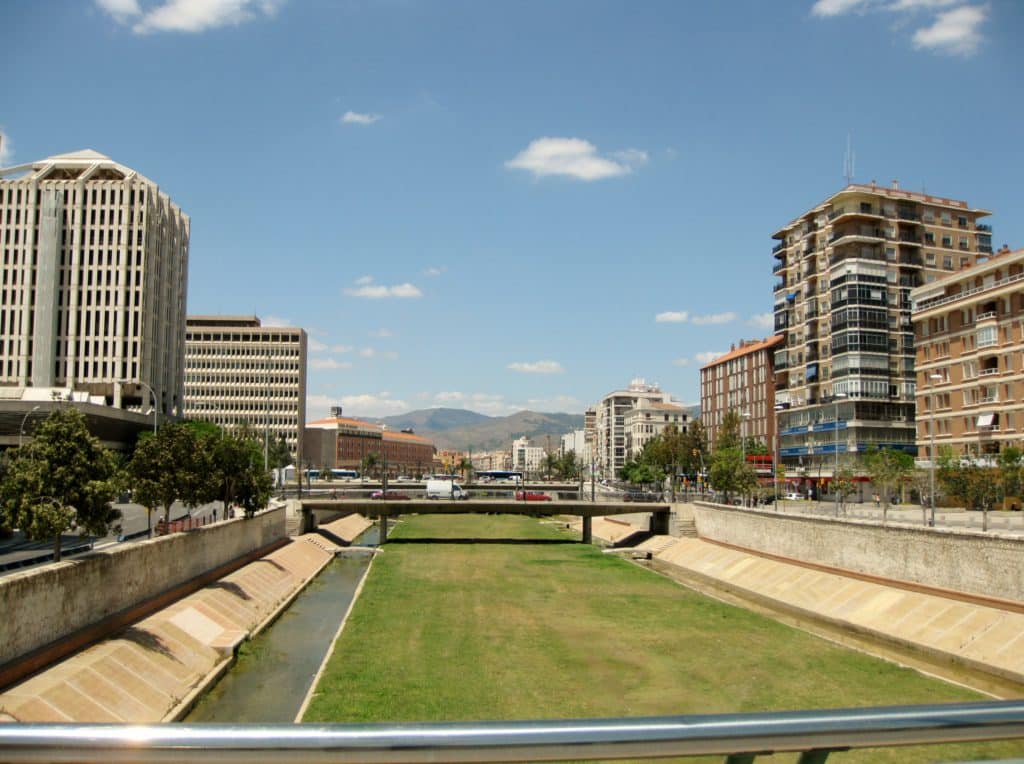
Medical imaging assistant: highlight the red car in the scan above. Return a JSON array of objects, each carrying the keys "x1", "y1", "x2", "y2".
[
  {"x1": 370, "y1": 490, "x2": 411, "y2": 500},
  {"x1": 515, "y1": 490, "x2": 552, "y2": 502}
]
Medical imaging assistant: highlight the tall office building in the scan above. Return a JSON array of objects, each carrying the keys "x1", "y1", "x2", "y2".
[
  {"x1": 772, "y1": 182, "x2": 992, "y2": 472},
  {"x1": 594, "y1": 379, "x2": 675, "y2": 478},
  {"x1": 184, "y1": 316, "x2": 307, "y2": 459},
  {"x1": 0, "y1": 149, "x2": 189, "y2": 444}
]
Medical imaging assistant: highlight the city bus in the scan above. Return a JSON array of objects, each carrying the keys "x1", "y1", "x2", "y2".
[{"x1": 476, "y1": 470, "x2": 524, "y2": 482}]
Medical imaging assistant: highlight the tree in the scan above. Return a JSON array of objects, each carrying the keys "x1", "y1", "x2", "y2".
[
  {"x1": 998, "y1": 447, "x2": 1023, "y2": 511},
  {"x1": 863, "y1": 447, "x2": 915, "y2": 522},
  {"x1": 708, "y1": 447, "x2": 757, "y2": 504},
  {"x1": 543, "y1": 452, "x2": 559, "y2": 479},
  {"x1": 204, "y1": 426, "x2": 272, "y2": 518},
  {"x1": 361, "y1": 452, "x2": 380, "y2": 480},
  {"x1": 833, "y1": 459, "x2": 858, "y2": 513},
  {"x1": 556, "y1": 450, "x2": 582, "y2": 480},
  {"x1": 641, "y1": 425, "x2": 688, "y2": 500},
  {"x1": 129, "y1": 422, "x2": 211, "y2": 533},
  {"x1": 620, "y1": 459, "x2": 663, "y2": 488},
  {"x1": 267, "y1": 435, "x2": 292, "y2": 470},
  {"x1": 0, "y1": 409, "x2": 121, "y2": 561}
]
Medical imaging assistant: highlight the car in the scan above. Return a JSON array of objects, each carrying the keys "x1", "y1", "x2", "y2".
[
  {"x1": 515, "y1": 490, "x2": 552, "y2": 502},
  {"x1": 784, "y1": 492, "x2": 805, "y2": 501},
  {"x1": 370, "y1": 490, "x2": 411, "y2": 500}
]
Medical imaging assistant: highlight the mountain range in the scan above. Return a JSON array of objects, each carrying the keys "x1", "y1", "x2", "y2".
[{"x1": 375, "y1": 408, "x2": 584, "y2": 452}]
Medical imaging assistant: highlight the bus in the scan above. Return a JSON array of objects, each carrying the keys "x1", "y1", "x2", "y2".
[{"x1": 476, "y1": 470, "x2": 524, "y2": 482}]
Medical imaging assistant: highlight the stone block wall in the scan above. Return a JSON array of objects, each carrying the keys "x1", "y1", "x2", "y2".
[{"x1": 692, "y1": 502, "x2": 1024, "y2": 602}]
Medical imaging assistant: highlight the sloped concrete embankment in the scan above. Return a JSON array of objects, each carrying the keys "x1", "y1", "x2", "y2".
[
  {"x1": 0, "y1": 515, "x2": 373, "y2": 723},
  {"x1": 635, "y1": 534, "x2": 1024, "y2": 698}
]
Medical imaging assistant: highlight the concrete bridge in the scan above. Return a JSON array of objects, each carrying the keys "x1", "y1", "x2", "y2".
[{"x1": 298, "y1": 498, "x2": 671, "y2": 544}]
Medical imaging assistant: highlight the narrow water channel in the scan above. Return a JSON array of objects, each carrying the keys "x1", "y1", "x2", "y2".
[{"x1": 186, "y1": 526, "x2": 379, "y2": 723}]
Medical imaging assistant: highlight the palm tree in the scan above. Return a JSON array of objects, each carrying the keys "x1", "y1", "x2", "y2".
[
  {"x1": 361, "y1": 452, "x2": 380, "y2": 480},
  {"x1": 456, "y1": 457, "x2": 473, "y2": 482}
]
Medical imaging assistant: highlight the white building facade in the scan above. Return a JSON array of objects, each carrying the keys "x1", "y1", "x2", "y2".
[
  {"x1": 511, "y1": 436, "x2": 545, "y2": 475},
  {"x1": 624, "y1": 399, "x2": 689, "y2": 461},
  {"x1": 184, "y1": 316, "x2": 307, "y2": 458},
  {"x1": 0, "y1": 149, "x2": 189, "y2": 421},
  {"x1": 594, "y1": 379, "x2": 676, "y2": 478}
]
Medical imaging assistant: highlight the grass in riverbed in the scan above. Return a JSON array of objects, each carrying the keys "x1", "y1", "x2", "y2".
[{"x1": 303, "y1": 514, "x2": 1023, "y2": 762}]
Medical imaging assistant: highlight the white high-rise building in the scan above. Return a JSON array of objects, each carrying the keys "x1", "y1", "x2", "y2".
[
  {"x1": 184, "y1": 316, "x2": 307, "y2": 458},
  {"x1": 594, "y1": 379, "x2": 675, "y2": 478},
  {"x1": 0, "y1": 149, "x2": 189, "y2": 434}
]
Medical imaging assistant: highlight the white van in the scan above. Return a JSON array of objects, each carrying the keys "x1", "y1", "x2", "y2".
[{"x1": 426, "y1": 479, "x2": 469, "y2": 500}]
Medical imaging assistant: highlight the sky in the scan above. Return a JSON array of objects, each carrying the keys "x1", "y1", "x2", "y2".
[{"x1": 2, "y1": 0, "x2": 1022, "y2": 421}]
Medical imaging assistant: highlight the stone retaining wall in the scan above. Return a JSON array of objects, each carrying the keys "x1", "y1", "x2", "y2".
[
  {"x1": 692, "y1": 502, "x2": 1024, "y2": 602},
  {"x1": 0, "y1": 507, "x2": 286, "y2": 669}
]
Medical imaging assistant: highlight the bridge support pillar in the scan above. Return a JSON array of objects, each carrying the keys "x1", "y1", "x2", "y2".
[
  {"x1": 582, "y1": 516, "x2": 592, "y2": 545},
  {"x1": 650, "y1": 510, "x2": 670, "y2": 536},
  {"x1": 379, "y1": 515, "x2": 388, "y2": 543}
]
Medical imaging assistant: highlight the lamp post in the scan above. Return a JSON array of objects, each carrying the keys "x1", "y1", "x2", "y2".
[
  {"x1": 740, "y1": 411, "x2": 751, "y2": 505},
  {"x1": 774, "y1": 403, "x2": 785, "y2": 511},
  {"x1": 19, "y1": 405, "x2": 41, "y2": 447},
  {"x1": 833, "y1": 392, "x2": 848, "y2": 516},
  {"x1": 121, "y1": 380, "x2": 158, "y2": 434},
  {"x1": 929, "y1": 372, "x2": 943, "y2": 527}
]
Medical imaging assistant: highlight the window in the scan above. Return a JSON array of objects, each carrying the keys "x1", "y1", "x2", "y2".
[
  {"x1": 977, "y1": 325, "x2": 997, "y2": 348},
  {"x1": 943, "y1": 256, "x2": 953, "y2": 269}
]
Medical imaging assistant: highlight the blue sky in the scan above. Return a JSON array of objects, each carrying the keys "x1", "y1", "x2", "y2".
[{"x1": 2, "y1": 0, "x2": 1022, "y2": 420}]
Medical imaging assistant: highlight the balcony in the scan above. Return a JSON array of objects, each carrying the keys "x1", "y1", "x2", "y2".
[
  {"x1": 977, "y1": 223, "x2": 992, "y2": 232},
  {"x1": 772, "y1": 241, "x2": 786, "y2": 254},
  {"x1": 897, "y1": 209, "x2": 921, "y2": 221},
  {"x1": 977, "y1": 311, "x2": 997, "y2": 322},
  {"x1": 774, "y1": 281, "x2": 787, "y2": 293},
  {"x1": 979, "y1": 244, "x2": 993, "y2": 254},
  {"x1": 772, "y1": 260, "x2": 787, "y2": 274},
  {"x1": 899, "y1": 234, "x2": 922, "y2": 245},
  {"x1": 979, "y1": 367, "x2": 999, "y2": 377}
]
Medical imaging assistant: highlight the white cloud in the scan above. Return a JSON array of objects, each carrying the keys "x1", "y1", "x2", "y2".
[
  {"x1": 656, "y1": 311, "x2": 689, "y2": 323},
  {"x1": 369, "y1": 328, "x2": 393, "y2": 338},
  {"x1": 341, "y1": 111, "x2": 382, "y2": 126},
  {"x1": 747, "y1": 313, "x2": 775, "y2": 330},
  {"x1": 434, "y1": 391, "x2": 465, "y2": 402},
  {"x1": 505, "y1": 137, "x2": 646, "y2": 182},
  {"x1": 912, "y1": 4, "x2": 987, "y2": 55},
  {"x1": 507, "y1": 360, "x2": 565, "y2": 374},
  {"x1": 331, "y1": 344, "x2": 353, "y2": 353},
  {"x1": 261, "y1": 314, "x2": 292, "y2": 327},
  {"x1": 343, "y1": 279, "x2": 423, "y2": 298},
  {"x1": 310, "y1": 358, "x2": 352, "y2": 371},
  {"x1": 810, "y1": 0, "x2": 988, "y2": 56},
  {"x1": 811, "y1": 0, "x2": 872, "y2": 16},
  {"x1": 696, "y1": 350, "x2": 727, "y2": 365},
  {"x1": 98, "y1": 0, "x2": 285, "y2": 34},
  {"x1": 672, "y1": 358, "x2": 691, "y2": 367},
  {"x1": 355, "y1": 275, "x2": 374, "y2": 286},
  {"x1": 0, "y1": 128, "x2": 12, "y2": 167},
  {"x1": 339, "y1": 392, "x2": 409, "y2": 417},
  {"x1": 358, "y1": 348, "x2": 376, "y2": 358},
  {"x1": 308, "y1": 337, "x2": 328, "y2": 352},
  {"x1": 691, "y1": 311, "x2": 738, "y2": 326},
  {"x1": 424, "y1": 266, "x2": 446, "y2": 277}
]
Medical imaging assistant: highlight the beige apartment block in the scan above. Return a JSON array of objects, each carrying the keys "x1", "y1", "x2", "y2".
[
  {"x1": 593, "y1": 379, "x2": 676, "y2": 478},
  {"x1": 184, "y1": 316, "x2": 307, "y2": 458},
  {"x1": 0, "y1": 149, "x2": 189, "y2": 422},
  {"x1": 772, "y1": 181, "x2": 992, "y2": 473},
  {"x1": 913, "y1": 247, "x2": 1024, "y2": 460},
  {"x1": 700, "y1": 336, "x2": 783, "y2": 454},
  {"x1": 624, "y1": 399, "x2": 689, "y2": 461}
]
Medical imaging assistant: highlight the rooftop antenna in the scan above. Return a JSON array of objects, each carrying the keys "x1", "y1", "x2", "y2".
[{"x1": 843, "y1": 131, "x2": 855, "y2": 186}]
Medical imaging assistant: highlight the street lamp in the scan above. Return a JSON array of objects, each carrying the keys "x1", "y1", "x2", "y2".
[
  {"x1": 19, "y1": 405, "x2": 41, "y2": 447},
  {"x1": 121, "y1": 379, "x2": 158, "y2": 434},
  {"x1": 833, "y1": 392, "x2": 848, "y2": 516},
  {"x1": 773, "y1": 403, "x2": 786, "y2": 511},
  {"x1": 740, "y1": 411, "x2": 751, "y2": 506},
  {"x1": 929, "y1": 372, "x2": 943, "y2": 527}
]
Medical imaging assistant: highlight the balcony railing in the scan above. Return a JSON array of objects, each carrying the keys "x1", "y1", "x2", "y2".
[
  {"x1": 2, "y1": 702, "x2": 1023, "y2": 763},
  {"x1": 979, "y1": 367, "x2": 1000, "y2": 376},
  {"x1": 977, "y1": 223, "x2": 993, "y2": 232},
  {"x1": 977, "y1": 311, "x2": 997, "y2": 321}
]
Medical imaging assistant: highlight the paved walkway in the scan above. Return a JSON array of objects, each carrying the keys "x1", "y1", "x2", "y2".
[{"x1": 0, "y1": 515, "x2": 372, "y2": 723}]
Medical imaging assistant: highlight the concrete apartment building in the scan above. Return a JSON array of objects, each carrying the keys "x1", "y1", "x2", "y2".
[
  {"x1": 624, "y1": 399, "x2": 689, "y2": 461},
  {"x1": 184, "y1": 316, "x2": 307, "y2": 459},
  {"x1": 700, "y1": 336, "x2": 783, "y2": 453},
  {"x1": 772, "y1": 182, "x2": 992, "y2": 473},
  {"x1": 593, "y1": 379, "x2": 676, "y2": 478},
  {"x1": 512, "y1": 436, "x2": 546, "y2": 475},
  {"x1": 913, "y1": 246, "x2": 1023, "y2": 461},
  {"x1": 0, "y1": 149, "x2": 189, "y2": 447}
]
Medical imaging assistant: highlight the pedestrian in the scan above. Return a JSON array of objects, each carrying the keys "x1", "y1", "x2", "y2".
[{"x1": 873, "y1": 493, "x2": 880, "y2": 508}]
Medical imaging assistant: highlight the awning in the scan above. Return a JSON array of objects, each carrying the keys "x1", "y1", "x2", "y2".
[
  {"x1": 786, "y1": 292, "x2": 797, "y2": 301},
  {"x1": 977, "y1": 413, "x2": 995, "y2": 427}
]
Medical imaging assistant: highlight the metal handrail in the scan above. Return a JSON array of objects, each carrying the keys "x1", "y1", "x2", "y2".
[{"x1": 2, "y1": 701, "x2": 1024, "y2": 763}]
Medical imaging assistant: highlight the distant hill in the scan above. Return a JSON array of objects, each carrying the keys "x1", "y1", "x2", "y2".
[{"x1": 376, "y1": 408, "x2": 584, "y2": 451}]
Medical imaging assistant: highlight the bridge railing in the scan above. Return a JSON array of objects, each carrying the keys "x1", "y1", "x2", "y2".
[{"x1": 2, "y1": 700, "x2": 1023, "y2": 762}]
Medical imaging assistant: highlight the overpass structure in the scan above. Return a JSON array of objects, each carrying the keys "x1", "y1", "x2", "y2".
[{"x1": 298, "y1": 499, "x2": 671, "y2": 544}]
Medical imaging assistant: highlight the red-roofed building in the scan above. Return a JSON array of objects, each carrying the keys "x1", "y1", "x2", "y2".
[
  {"x1": 305, "y1": 409, "x2": 435, "y2": 477},
  {"x1": 700, "y1": 336, "x2": 784, "y2": 455}
]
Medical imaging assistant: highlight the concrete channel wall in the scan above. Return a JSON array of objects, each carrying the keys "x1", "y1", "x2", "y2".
[
  {"x1": 692, "y1": 502, "x2": 1024, "y2": 603},
  {"x1": 0, "y1": 507, "x2": 287, "y2": 670}
]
